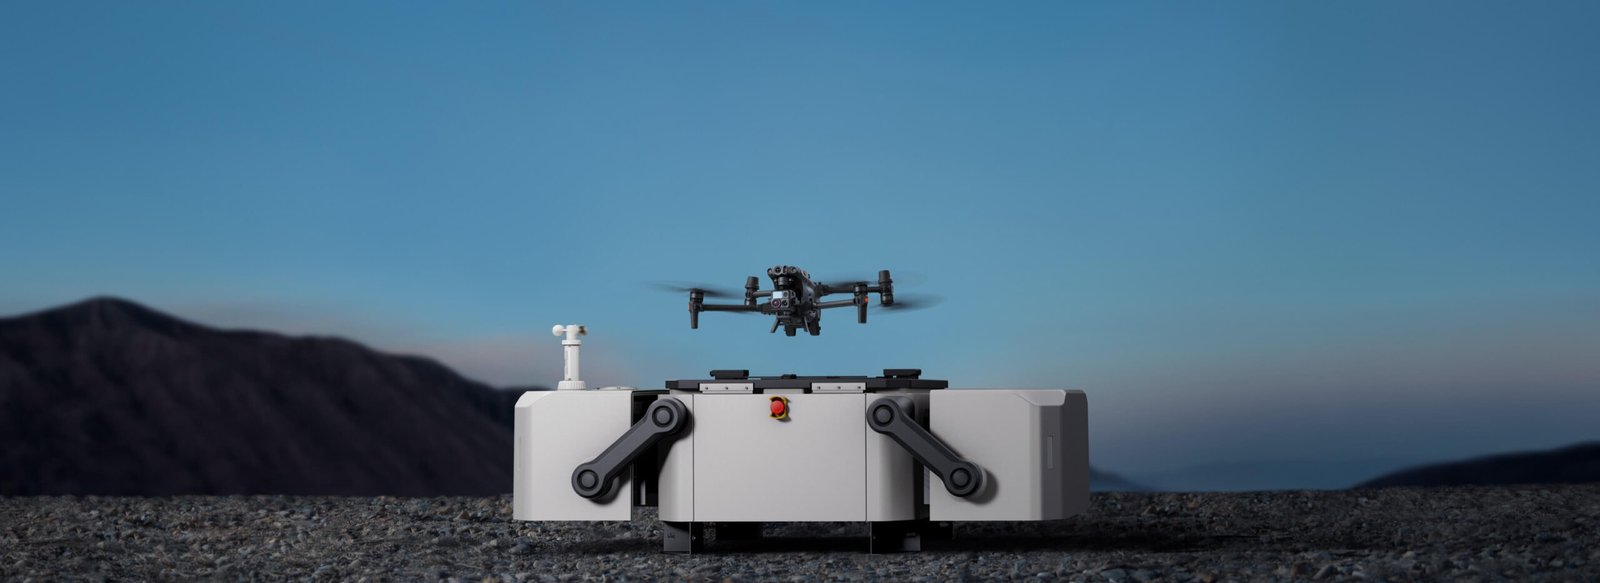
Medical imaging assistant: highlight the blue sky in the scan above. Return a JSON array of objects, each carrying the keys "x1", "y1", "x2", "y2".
[{"x1": 3, "y1": 2, "x2": 1598, "y2": 482}]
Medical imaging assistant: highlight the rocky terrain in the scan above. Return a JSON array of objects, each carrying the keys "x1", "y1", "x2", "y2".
[{"x1": 4, "y1": 485, "x2": 1596, "y2": 581}]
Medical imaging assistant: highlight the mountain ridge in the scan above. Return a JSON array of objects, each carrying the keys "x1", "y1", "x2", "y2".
[
  {"x1": 0, "y1": 297, "x2": 525, "y2": 496},
  {"x1": 1358, "y1": 442, "x2": 1600, "y2": 488}
]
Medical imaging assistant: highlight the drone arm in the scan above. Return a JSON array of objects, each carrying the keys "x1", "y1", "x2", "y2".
[
  {"x1": 818, "y1": 295, "x2": 870, "y2": 323},
  {"x1": 690, "y1": 296, "x2": 765, "y2": 330},
  {"x1": 816, "y1": 285, "x2": 880, "y2": 296},
  {"x1": 700, "y1": 303, "x2": 766, "y2": 313},
  {"x1": 818, "y1": 284, "x2": 890, "y2": 302}
]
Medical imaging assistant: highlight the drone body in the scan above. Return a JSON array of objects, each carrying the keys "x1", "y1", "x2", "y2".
[{"x1": 684, "y1": 265, "x2": 897, "y2": 336}]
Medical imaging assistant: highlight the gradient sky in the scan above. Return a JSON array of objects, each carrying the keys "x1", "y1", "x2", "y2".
[{"x1": 3, "y1": 2, "x2": 1598, "y2": 481}]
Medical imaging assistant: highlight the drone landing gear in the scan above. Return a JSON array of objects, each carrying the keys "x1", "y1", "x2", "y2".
[{"x1": 775, "y1": 320, "x2": 821, "y2": 336}]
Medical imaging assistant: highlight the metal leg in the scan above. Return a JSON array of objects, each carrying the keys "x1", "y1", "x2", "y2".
[
  {"x1": 867, "y1": 521, "x2": 924, "y2": 554},
  {"x1": 714, "y1": 522, "x2": 763, "y2": 541},
  {"x1": 663, "y1": 521, "x2": 703, "y2": 553}
]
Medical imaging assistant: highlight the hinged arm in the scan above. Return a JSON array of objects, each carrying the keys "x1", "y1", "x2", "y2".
[
  {"x1": 572, "y1": 399, "x2": 690, "y2": 500},
  {"x1": 866, "y1": 396, "x2": 985, "y2": 498}
]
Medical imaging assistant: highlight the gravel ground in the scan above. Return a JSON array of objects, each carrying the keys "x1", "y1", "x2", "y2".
[{"x1": 3, "y1": 486, "x2": 1596, "y2": 581}]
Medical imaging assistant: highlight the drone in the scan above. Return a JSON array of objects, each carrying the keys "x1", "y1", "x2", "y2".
[{"x1": 656, "y1": 265, "x2": 930, "y2": 336}]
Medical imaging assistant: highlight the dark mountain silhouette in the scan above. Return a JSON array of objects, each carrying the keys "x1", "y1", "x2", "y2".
[
  {"x1": 1357, "y1": 442, "x2": 1600, "y2": 488},
  {"x1": 1134, "y1": 458, "x2": 1421, "y2": 492},
  {"x1": 1089, "y1": 467, "x2": 1148, "y2": 492},
  {"x1": 0, "y1": 297, "x2": 531, "y2": 496}
]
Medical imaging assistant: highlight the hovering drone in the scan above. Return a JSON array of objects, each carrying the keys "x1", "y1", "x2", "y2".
[{"x1": 657, "y1": 265, "x2": 929, "y2": 336}]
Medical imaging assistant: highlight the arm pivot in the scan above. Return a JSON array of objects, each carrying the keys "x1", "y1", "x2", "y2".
[
  {"x1": 866, "y1": 396, "x2": 985, "y2": 497},
  {"x1": 572, "y1": 399, "x2": 690, "y2": 500}
]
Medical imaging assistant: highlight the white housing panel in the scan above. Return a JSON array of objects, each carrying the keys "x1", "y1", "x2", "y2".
[
  {"x1": 659, "y1": 392, "x2": 870, "y2": 525},
  {"x1": 690, "y1": 393, "x2": 867, "y2": 521},
  {"x1": 658, "y1": 391, "x2": 922, "y2": 523},
  {"x1": 657, "y1": 393, "x2": 694, "y2": 522},
  {"x1": 928, "y1": 389, "x2": 1088, "y2": 521},
  {"x1": 512, "y1": 390, "x2": 635, "y2": 521}
]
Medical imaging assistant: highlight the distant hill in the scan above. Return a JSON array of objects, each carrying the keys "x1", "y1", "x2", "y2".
[
  {"x1": 0, "y1": 297, "x2": 529, "y2": 496},
  {"x1": 1357, "y1": 442, "x2": 1600, "y2": 488},
  {"x1": 1136, "y1": 458, "x2": 1421, "y2": 492},
  {"x1": 1090, "y1": 468, "x2": 1148, "y2": 492}
]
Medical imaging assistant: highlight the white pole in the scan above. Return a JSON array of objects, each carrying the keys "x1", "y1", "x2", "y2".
[{"x1": 551, "y1": 324, "x2": 588, "y2": 390}]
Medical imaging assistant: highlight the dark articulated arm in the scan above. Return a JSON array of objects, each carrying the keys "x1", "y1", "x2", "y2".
[
  {"x1": 572, "y1": 399, "x2": 690, "y2": 500},
  {"x1": 866, "y1": 396, "x2": 985, "y2": 498}
]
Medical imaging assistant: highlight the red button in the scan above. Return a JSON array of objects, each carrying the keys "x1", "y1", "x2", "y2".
[{"x1": 770, "y1": 399, "x2": 786, "y2": 417}]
